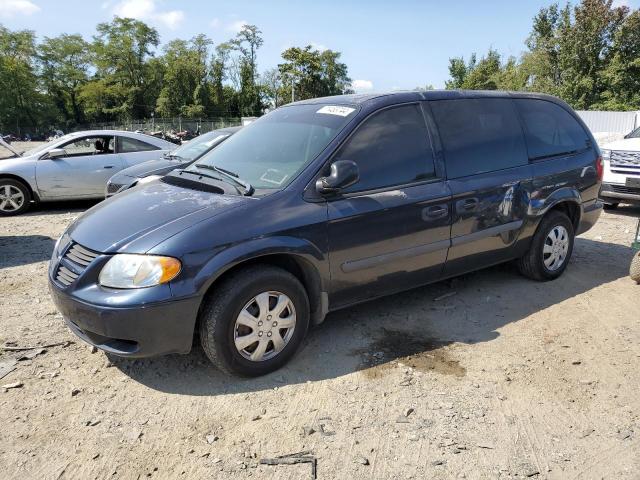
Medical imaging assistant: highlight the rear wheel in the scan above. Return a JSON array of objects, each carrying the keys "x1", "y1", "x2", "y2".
[
  {"x1": 0, "y1": 178, "x2": 31, "y2": 216},
  {"x1": 517, "y1": 211, "x2": 575, "y2": 281},
  {"x1": 199, "y1": 266, "x2": 310, "y2": 376}
]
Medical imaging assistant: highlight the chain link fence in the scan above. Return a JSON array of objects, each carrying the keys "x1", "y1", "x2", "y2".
[{"x1": 86, "y1": 117, "x2": 245, "y2": 134}]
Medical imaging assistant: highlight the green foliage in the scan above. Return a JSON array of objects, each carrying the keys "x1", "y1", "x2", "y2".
[
  {"x1": 38, "y1": 34, "x2": 90, "y2": 125},
  {"x1": 278, "y1": 46, "x2": 352, "y2": 104},
  {"x1": 0, "y1": 19, "x2": 353, "y2": 133},
  {"x1": 0, "y1": 26, "x2": 52, "y2": 132},
  {"x1": 446, "y1": 0, "x2": 640, "y2": 111}
]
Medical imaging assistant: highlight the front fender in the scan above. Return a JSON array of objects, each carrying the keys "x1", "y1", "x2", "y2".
[{"x1": 168, "y1": 235, "x2": 328, "y2": 301}]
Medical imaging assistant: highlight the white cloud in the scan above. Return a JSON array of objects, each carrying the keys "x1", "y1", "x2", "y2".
[
  {"x1": 352, "y1": 79, "x2": 374, "y2": 91},
  {"x1": 209, "y1": 17, "x2": 220, "y2": 28},
  {"x1": 112, "y1": 0, "x2": 184, "y2": 30},
  {"x1": 227, "y1": 19, "x2": 249, "y2": 32},
  {"x1": 0, "y1": 0, "x2": 40, "y2": 18},
  {"x1": 612, "y1": 0, "x2": 630, "y2": 7}
]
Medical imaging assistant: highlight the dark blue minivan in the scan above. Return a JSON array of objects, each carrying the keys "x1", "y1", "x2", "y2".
[{"x1": 49, "y1": 91, "x2": 603, "y2": 376}]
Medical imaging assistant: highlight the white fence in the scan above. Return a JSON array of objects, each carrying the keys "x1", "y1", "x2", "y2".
[
  {"x1": 576, "y1": 110, "x2": 640, "y2": 135},
  {"x1": 576, "y1": 110, "x2": 640, "y2": 146}
]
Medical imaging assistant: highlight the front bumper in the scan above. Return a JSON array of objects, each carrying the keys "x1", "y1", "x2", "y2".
[
  {"x1": 600, "y1": 182, "x2": 640, "y2": 205},
  {"x1": 49, "y1": 279, "x2": 201, "y2": 357}
]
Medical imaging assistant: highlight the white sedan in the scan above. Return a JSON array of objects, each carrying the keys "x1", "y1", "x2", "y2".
[{"x1": 0, "y1": 130, "x2": 175, "y2": 215}]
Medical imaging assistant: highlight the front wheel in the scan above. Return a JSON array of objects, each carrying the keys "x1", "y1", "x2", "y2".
[
  {"x1": 199, "y1": 266, "x2": 310, "y2": 376},
  {"x1": 0, "y1": 178, "x2": 31, "y2": 216},
  {"x1": 517, "y1": 211, "x2": 575, "y2": 281}
]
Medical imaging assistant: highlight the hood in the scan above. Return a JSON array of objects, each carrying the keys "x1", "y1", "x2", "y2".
[
  {"x1": 66, "y1": 181, "x2": 249, "y2": 253},
  {"x1": 118, "y1": 158, "x2": 187, "y2": 178},
  {"x1": 602, "y1": 137, "x2": 640, "y2": 152},
  {"x1": 0, "y1": 137, "x2": 22, "y2": 157}
]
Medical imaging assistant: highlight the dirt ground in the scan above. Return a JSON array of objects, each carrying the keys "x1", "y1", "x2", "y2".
[{"x1": 1, "y1": 200, "x2": 639, "y2": 480}]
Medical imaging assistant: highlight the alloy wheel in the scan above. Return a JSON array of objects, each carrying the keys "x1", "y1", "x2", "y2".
[{"x1": 0, "y1": 184, "x2": 25, "y2": 213}]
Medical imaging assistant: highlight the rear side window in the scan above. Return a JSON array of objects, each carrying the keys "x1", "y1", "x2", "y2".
[
  {"x1": 430, "y1": 98, "x2": 528, "y2": 179},
  {"x1": 514, "y1": 99, "x2": 589, "y2": 159},
  {"x1": 118, "y1": 136, "x2": 159, "y2": 153},
  {"x1": 334, "y1": 104, "x2": 436, "y2": 193}
]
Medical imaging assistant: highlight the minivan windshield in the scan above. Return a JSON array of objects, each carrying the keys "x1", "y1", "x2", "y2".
[
  {"x1": 188, "y1": 104, "x2": 357, "y2": 191},
  {"x1": 169, "y1": 130, "x2": 232, "y2": 162}
]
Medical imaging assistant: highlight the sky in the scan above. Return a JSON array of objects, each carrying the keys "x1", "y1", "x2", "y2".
[{"x1": 1, "y1": 0, "x2": 638, "y2": 91}]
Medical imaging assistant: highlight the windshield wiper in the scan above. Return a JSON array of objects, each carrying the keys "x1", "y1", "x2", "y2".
[
  {"x1": 194, "y1": 164, "x2": 254, "y2": 196},
  {"x1": 164, "y1": 153, "x2": 185, "y2": 161},
  {"x1": 175, "y1": 168, "x2": 224, "y2": 182}
]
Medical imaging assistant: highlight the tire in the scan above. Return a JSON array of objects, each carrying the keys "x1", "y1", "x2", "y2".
[
  {"x1": 0, "y1": 178, "x2": 31, "y2": 216},
  {"x1": 517, "y1": 211, "x2": 575, "y2": 281},
  {"x1": 630, "y1": 252, "x2": 640, "y2": 284},
  {"x1": 603, "y1": 202, "x2": 619, "y2": 210},
  {"x1": 199, "y1": 265, "x2": 310, "y2": 376}
]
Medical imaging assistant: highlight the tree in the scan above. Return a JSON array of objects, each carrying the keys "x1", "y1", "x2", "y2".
[
  {"x1": 445, "y1": 0, "x2": 639, "y2": 111},
  {"x1": 156, "y1": 35, "x2": 213, "y2": 118},
  {"x1": 38, "y1": 34, "x2": 90, "y2": 125},
  {"x1": 260, "y1": 67, "x2": 282, "y2": 109},
  {"x1": 230, "y1": 25, "x2": 264, "y2": 116},
  {"x1": 88, "y1": 17, "x2": 160, "y2": 120},
  {"x1": 598, "y1": 10, "x2": 640, "y2": 110},
  {"x1": 445, "y1": 50, "x2": 518, "y2": 91},
  {"x1": 0, "y1": 25, "x2": 49, "y2": 133},
  {"x1": 278, "y1": 46, "x2": 352, "y2": 103}
]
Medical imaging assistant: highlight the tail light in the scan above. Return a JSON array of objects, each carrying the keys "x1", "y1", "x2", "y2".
[{"x1": 596, "y1": 155, "x2": 603, "y2": 181}]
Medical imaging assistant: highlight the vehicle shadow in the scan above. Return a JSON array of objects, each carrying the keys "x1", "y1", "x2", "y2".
[
  {"x1": 26, "y1": 199, "x2": 100, "y2": 216},
  {"x1": 113, "y1": 236, "x2": 636, "y2": 396},
  {"x1": 0, "y1": 235, "x2": 56, "y2": 269},
  {"x1": 607, "y1": 204, "x2": 640, "y2": 218}
]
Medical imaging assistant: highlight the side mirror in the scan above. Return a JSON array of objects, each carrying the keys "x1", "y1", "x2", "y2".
[
  {"x1": 316, "y1": 160, "x2": 359, "y2": 195},
  {"x1": 45, "y1": 148, "x2": 66, "y2": 159}
]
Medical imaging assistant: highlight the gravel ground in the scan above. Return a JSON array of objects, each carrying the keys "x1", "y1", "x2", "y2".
[{"x1": 1, "y1": 201, "x2": 639, "y2": 480}]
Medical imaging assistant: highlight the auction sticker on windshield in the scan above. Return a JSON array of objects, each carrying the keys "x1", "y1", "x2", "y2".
[{"x1": 317, "y1": 105, "x2": 355, "y2": 117}]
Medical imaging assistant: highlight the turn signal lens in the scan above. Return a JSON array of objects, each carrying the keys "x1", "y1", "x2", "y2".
[{"x1": 99, "y1": 254, "x2": 181, "y2": 289}]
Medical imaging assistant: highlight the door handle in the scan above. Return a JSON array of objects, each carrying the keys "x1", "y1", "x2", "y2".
[
  {"x1": 456, "y1": 198, "x2": 479, "y2": 212},
  {"x1": 103, "y1": 165, "x2": 114, "y2": 169},
  {"x1": 423, "y1": 205, "x2": 448, "y2": 220}
]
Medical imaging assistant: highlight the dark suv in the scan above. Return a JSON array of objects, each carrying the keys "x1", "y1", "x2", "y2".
[{"x1": 49, "y1": 91, "x2": 603, "y2": 376}]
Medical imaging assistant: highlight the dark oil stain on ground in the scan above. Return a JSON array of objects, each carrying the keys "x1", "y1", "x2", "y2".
[{"x1": 353, "y1": 328, "x2": 466, "y2": 379}]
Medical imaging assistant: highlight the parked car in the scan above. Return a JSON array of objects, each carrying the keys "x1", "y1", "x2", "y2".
[
  {"x1": 0, "y1": 130, "x2": 175, "y2": 215},
  {"x1": 106, "y1": 127, "x2": 240, "y2": 197},
  {"x1": 49, "y1": 91, "x2": 603, "y2": 376},
  {"x1": 599, "y1": 126, "x2": 640, "y2": 208}
]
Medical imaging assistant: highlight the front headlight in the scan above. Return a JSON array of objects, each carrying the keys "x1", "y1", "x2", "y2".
[
  {"x1": 99, "y1": 254, "x2": 181, "y2": 289},
  {"x1": 601, "y1": 149, "x2": 611, "y2": 160},
  {"x1": 137, "y1": 174, "x2": 162, "y2": 185}
]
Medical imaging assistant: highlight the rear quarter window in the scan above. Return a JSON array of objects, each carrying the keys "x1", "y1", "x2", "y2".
[
  {"x1": 514, "y1": 99, "x2": 590, "y2": 159},
  {"x1": 118, "y1": 136, "x2": 159, "y2": 153},
  {"x1": 430, "y1": 98, "x2": 528, "y2": 179}
]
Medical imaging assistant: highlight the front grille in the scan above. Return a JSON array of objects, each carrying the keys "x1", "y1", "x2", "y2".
[
  {"x1": 610, "y1": 150, "x2": 640, "y2": 168},
  {"x1": 106, "y1": 182, "x2": 124, "y2": 194},
  {"x1": 55, "y1": 243, "x2": 100, "y2": 286},
  {"x1": 610, "y1": 184, "x2": 640, "y2": 196}
]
